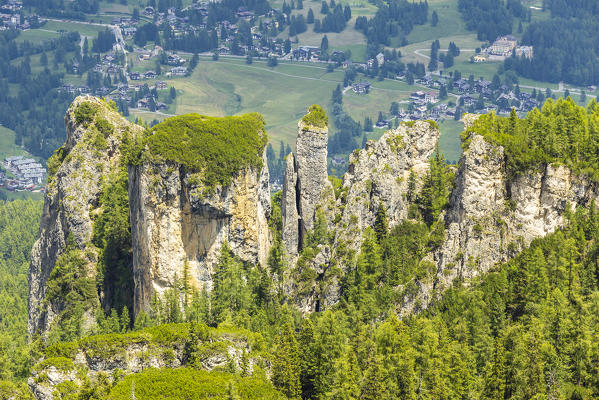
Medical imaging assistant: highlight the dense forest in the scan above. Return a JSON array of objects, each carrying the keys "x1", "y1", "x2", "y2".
[
  {"x1": 0, "y1": 200, "x2": 42, "y2": 393},
  {"x1": 457, "y1": 0, "x2": 526, "y2": 41},
  {"x1": 354, "y1": 0, "x2": 427, "y2": 58},
  {"x1": 504, "y1": 1, "x2": 599, "y2": 85},
  {"x1": 0, "y1": 29, "x2": 78, "y2": 158}
]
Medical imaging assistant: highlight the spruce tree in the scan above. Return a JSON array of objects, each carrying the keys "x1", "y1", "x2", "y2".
[{"x1": 272, "y1": 323, "x2": 301, "y2": 398}]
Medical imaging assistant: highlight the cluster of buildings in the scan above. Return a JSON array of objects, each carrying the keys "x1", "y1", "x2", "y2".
[
  {"x1": 90, "y1": 52, "x2": 125, "y2": 78},
  {"x1": 1, "y1": 156, "x2": 46, "y2": 190},
  {"x1": 476, "y1": 35, "x2": 534, "y2": 61},
  {"x1": 0, "y1": 1, "x2": 41, "y2": 31}
]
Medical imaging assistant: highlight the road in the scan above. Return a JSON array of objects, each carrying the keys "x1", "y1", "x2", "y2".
[{"x1": 46, "y1": 18, "x2": 128, "y2": 81}]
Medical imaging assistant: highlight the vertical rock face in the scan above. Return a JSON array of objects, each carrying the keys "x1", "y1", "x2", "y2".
[
  {"x1": 282, "y1": 116, "x2": 333, "y2": 256},
  {"x1": 281, "y1": 153, "x2": 299, "y2": 256},
  {"x1": 434, "y1": 133, "x2": 599, "y2": 290},
  {"x1": 129, "y1": 152, "x2": 271, "y2": 315},
  {"x1": 336, "y1": 121, "x2": 441, "y2": 250},
  {"x1": 28, "y1": 96, "x2": 143, "y2": 336},
  {"x1": 295, "y1": 120, "x2": 331, "y2": 240}
]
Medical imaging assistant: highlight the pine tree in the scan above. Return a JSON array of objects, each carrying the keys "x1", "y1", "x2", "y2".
[
  {"x1": 483, "y1": 337, "x2": 506, "y2": 400},
  {"x1": 320, "y1": 35, "x2": 328, "y2": 52},
  {"x1": 272, "y1": 323, "x2": 301, "y2": 398},
  {"x1": 374, "y1": 201, "x2": 389, "y2": 243},
  {"x1": 307, "y1": 8, "x2": 314, "y2": 23}
]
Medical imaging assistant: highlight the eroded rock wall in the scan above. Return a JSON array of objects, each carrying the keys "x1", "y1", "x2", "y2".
[
  {"x1": 129, "y1": 153, "x2": 271, "y2": 315},
  {"x1": 28, "y1": 96, "x2": 143, "y2": 336}
]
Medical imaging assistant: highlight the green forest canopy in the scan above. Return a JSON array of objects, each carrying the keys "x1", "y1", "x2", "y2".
[{"x1": 463, "y1": 98, "x2": 599, "y2": 179}]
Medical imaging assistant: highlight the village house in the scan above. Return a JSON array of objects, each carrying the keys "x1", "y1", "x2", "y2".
[
  {"x1": 515, "y1": 45, "x2": 534, "y2": 59},
  {"x1": 473, "y1": 54, "x2": 488, "y2": 62},
  {"x1": 352, "y1": 81, "x2": 371, "y2": 94},
  {"x1": 155, "y1": 81, "x2": 168, "y2": 90},
  {"x1": 170, "y1": 66, "x2": 188, "y2": 76}
]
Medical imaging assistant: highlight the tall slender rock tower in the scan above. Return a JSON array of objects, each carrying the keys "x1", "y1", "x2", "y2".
[{"x1": 282, "y1": 105, "x2": 332, "y2": 256}]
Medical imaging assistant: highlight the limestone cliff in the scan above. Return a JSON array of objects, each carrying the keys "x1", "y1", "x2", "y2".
[
  {"x1": 336, "y1": 121, "x2": 440, "y2": 251},
  {"x1": 28, "y1": 96, "x2": 143, "y2": 337},
  {"x1": 434, "y1": 132, "x2": 599, "y2": 291},
  {"x1": 282, "y1": 107, "x2": 333, "y2": 256},
  {"x1": 129, "y1": 153, "x2": 271, "y2": 315}
]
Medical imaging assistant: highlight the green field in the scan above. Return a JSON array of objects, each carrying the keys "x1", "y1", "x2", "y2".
[
  {"x1": 0, "y1": 126, "x2": 33, "y2": 161},
  {"x1": 14, "y1": 29, "x2": 60, "y2": 43},
  {"x1": 43, "y1": 20, "x2": 106, "y2": 37},
  {"x1": 129, "y1": 56, "x2": 426, "y2": 148},
  {"x1": 437, "y1": 119, "x2": 463, "y2": 163}
]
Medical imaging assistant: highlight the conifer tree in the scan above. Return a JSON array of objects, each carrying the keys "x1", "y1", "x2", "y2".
[{"x1": 272, "y1": 323, "x2": 301, "y2": 398}]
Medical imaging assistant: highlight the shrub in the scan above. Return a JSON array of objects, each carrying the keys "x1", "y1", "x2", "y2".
[
  {"x1": 74, "y1": 102, "x2": 98, "y2": 126},
  {"x1": 301, "y1": 104, "x2": 328, "y2": 129}
]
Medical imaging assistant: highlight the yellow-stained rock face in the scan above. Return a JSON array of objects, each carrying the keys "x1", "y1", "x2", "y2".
[{"x1": 129, "y1": 152, "x2": 271, "y2": 316}]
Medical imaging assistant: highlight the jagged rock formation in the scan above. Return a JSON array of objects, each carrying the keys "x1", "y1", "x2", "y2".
[
  {"x1": 435, "y1": 132, "x2": 599, "y2": 290},
  {"x1": 30, "y1": 97, "x2": 599, "y2": 342},
  {"x1": 336, "y1": 121, "x2": 441, "y2": 251},
  {"x1": 129, "y1": 152, "x2": 271, "y2": 315},
  {"x1": 282, "y1": 110, "x2": 333, "y2": 256},
  {"x1": 28, "y1": 98, "x2": 271, "y2": 337},
  {"x1": 28, "y1": 96, "x2": 143, "y2": 336}
]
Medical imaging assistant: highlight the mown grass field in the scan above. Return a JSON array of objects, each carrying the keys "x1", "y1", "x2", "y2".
[
  {"x1": 129, "y1": 56, "x2": 464, "y2": 159},
  {"x1": 43, "y1": 20, "x2": 107, "y2": 37}
]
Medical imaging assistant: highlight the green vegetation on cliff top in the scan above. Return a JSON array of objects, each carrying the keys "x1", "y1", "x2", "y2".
[
  {"x1": 301, "y1": 105, "x2": 328, "y2": 130},
  {"x1": 108, "y1": 368, "x2": 284, "y2": 399},
  {"x1": 464, "y1": 98, "x2": 599, "y2": 179},
  {"x1": 144, "y1": 113, "x2": 268, "y2": 189}
]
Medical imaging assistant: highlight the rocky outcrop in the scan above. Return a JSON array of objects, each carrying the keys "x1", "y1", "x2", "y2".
[
  {"x1": 336, "y1": 121, "x2": 441, "y2": 251},
  {"x1": 281, "y1": 153, "x2": 299, "y2": 256},
  {"x1": 28, "y1": 325, "x2": 258, "y2": 400},
  {"x1": 28, "y1": 96, "x2": 143, "y2": 336},
  {"x1": 434, "y1": 133, "x2": 599, "y2": 290},
  {"x1": 282, "y1": 116, "x2": 333, "y2": 256},
  {"x1": 129, "y1": 151, "x2": 271, "y2": 316}
]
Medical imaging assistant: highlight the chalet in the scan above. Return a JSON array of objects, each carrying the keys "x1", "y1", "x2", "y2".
[
  {"x1": 95, "y1": 87, "x2": 110, "y2": 96},
  {"x1": 122, "y1": 27, "x2": 137, "y2": 36},
  {"x1": 156, "y1": 102, "x2": 167, "y2": 110},
  {"x1": 453, "y1": 79, "x2": 470, "y2": 93},
  {"x1": 77, "y1": 86, "x2": 90, "y2": 94},
  {"x1": 515, "y1": 45, "x2": 533, "y2": 59},
  {"x1": 129, "y1": 72, "x2": 141, "y2": 80},
  {"x1": 144, "y1": 6, "x2": 155, "y2": 16},
  {"x1": 331, "y1": 155, "x2": 346, "y2": 168},
  {"x1": 376, "y1": 52, "x2": 385, "y2": 66},
  {"x1": 61, "y1": 84, "x2": 75, "y2": 93},
  {"x1": 167, "y1": 54, "x2": 184, "y2": 65},
  {"x1": 155, "y1": 81, "x2": 168, "y2": 90},
  {"x1": 293, "y1": 46, "x2": 319, "y2": 60},
  {"x1": 352, "y1": 81, "x2": 371, "y2": 94},
  {"x1": 144, "y1": 70, "x2": 157, "y2": 79},
  {"x1": 170, "y1": 66, "x2": 188, "y2": 76}
]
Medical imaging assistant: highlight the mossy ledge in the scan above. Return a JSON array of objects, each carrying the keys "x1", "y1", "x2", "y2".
[
  {"x1": 300, "y1": 104, "x2": 328, "y2": 130},
  {"x1": 140, "y1": 113, "x2": 268, "y2": 190}
]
